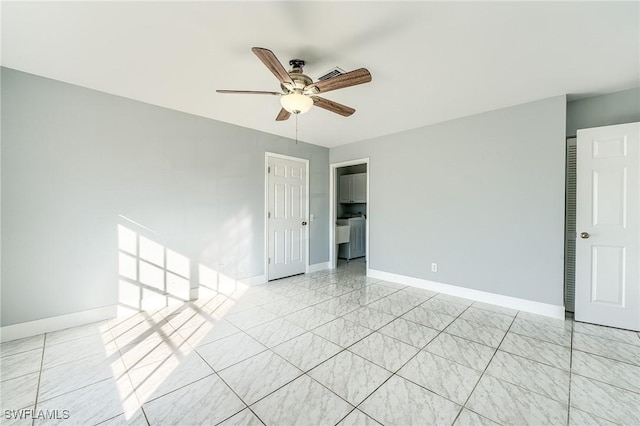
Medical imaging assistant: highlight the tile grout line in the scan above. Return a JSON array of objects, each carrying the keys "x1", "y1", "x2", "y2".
[
  {"x1": 501, "y1": 324, "x2": 569, "y2": 346},
  {"x1": 567, "y1": 330, "x2": 639, "y2": 424},
  {"x1": 465, "y1": 315, "x2": 617, "y2": 421},
  {"x1": 490, "y1": 325, "x2": 574, "y2": 371},
  {"x1": 573, "y1": 331, "x2": 640, "y2": 350},
  {"x1": 571, "y1": 333, "x2": 640, "y2": 366},
  {"x1": 479, "y1": 360, "x2": 571, "y2": 407},
  {"x1": 191, "y1": 289, "x2": 363, "y2": 426},
  {"x1": 349, "y1": 296, "x2": 476, "y2": 425},
  {"x1": 210, "y1": 372, "x2": 267, "y2": 426},
  {"x1": 25, "y1": 327, "x2": 147, "y2": 421},
  {"x1": 113, "y1": 327, "x2": 153, "y2": 426},
  {"x1": 263, "y1": 268, "x2": 373, "y2": 412},
  {"x1": 15, "y1": 266, "x2": 638, "y2": 426},
  {"x1": 196, "y1": 274, "x2": 375, "y2": 379},
  {"x1": 399, "y1": 310, "x2": 508, "y2": 371},
  {"x1": 567, "y1": 316, "x2": 574, "y2": 426},
  {"x1": 464, "y1": 312, "x2": 580, "y2": 414},
  {"x1": 494, "y1": 346, "x2": 570, "y2": 372},
  {"x1": 245, "y1": 283, "x2": 427, "y2": 426},
  {"x1": 111, "y1": 313, "x2": 206, "y2": 425},
  {"x1": 437, "y1": 302, "x2": 494, "y2": 424},
  {"x1": 235, "y1": 272, "x2": 379, "y2": 423},
  {"x1": 2, "y1": 268, "x2": 339, "y2": 425},
  {"x1": 0, "y1": 344, "x2": 45, "y2": 359},
  {"x1": 450, "y1": 308, "x2": 520, "y2": 425},
  {"x1": 501, "y1": 327, "x2": 640, "y2": 372},
  {"x1": 31, "y1": 333, "x2": 47, "y2": 426},
  {"x1": 187, "y1": 334, "x2": 267, "y2": 426},
  {"x1": 569, "y1": 370, "x2": 640, "y2": 395},
  {"x1": 335, "y1": 292, "x2": 440, "y2": 352}
]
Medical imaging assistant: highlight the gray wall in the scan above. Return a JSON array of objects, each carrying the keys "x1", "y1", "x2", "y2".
[
  {"x1": 331, "y1": 96, "x2": 567, "y2": 306},
  {"x1": 566, "y1": 87, "x2": 640, "y2": 137},
  {"x1": 1, "y1": 68, "x2": 329, "y2": 326}
]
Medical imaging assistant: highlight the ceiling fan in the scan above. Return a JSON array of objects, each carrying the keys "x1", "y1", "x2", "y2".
[{"x1": 217, "y1": 47, "x2": 372, "y2": 121}]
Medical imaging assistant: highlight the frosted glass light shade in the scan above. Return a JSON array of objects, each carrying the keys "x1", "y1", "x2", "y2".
[{"x1": 280, "y1": 93, "x2": 313, "y2": 114}]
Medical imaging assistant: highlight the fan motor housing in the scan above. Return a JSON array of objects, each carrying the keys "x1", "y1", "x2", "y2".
[{"x1": 281, "y1": 59, "x2": 313, "y2": 93}]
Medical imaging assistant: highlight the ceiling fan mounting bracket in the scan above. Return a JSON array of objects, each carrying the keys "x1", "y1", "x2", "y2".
[{"x1": 289, "y1": 59, "x2": 305, "y2": 70}]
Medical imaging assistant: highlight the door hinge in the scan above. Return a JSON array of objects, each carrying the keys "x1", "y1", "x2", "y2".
[
  {"x1": 268, "y1": 166, "x2": 271, "y2": 174},
  {"x1": 268, "y1": 212, "x2": 271, "y2": 219},
  {"x1": 268, "y1": 257, "x2": 271, "y2": 264}
]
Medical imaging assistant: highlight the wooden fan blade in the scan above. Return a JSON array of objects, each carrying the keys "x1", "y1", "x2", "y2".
[
  {"x1": 311, "y1": 96, "x2": 355, "y2": 117},
  {"x1": 216, "y1": 90, "x2": 281, "y2": 95},
  {"x1": 252, "y1": 47, "x2": 295, "y2": 86},
  {"x1": 276, "y1": 108, "x2": 291, "y2": 121},
  {"x1": 305, "y1": 68, "x2": 372, "y2": 94}
]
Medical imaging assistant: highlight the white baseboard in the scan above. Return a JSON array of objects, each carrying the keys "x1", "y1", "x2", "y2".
[
  {"x1": 0, "y1": 305, "x2": 117, "y2": 343},
  {"x1": 189, "y1": 288, "x2": 199, "y2": 300},
  {"x1": 307, "y1": 262, "x2": 330, "y2": 274},
  {"x1": 368, "y1": 269, "x2": 565, "y2": 320},
  {"x1": 241, "y1": 264, "x2": 330, "y2": 285},
  {"x1": 241, "y1": 274, "x2": 267, "y2": 286}
]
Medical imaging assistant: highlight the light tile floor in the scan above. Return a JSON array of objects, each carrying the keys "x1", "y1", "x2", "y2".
[{"x1": 1, "y1": 259, "x2": 639, "y2": 425}]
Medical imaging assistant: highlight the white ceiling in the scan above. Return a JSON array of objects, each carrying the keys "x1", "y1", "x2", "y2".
[{"x1": 2, "y1": 1, "x2": 639, "y2": 148}]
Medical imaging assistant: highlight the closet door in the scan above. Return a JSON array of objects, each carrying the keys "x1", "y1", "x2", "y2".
[
  {"x1": 565, "y1": 138, "x2": 577, "y2": 312},
  {"x1": 575, "y1": 122, "x2": 639, "y2": 331}
]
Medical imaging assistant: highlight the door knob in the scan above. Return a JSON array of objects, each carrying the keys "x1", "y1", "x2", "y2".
[
  {"x1": 580, "y1": 232, "x2": 590, "y2": 239},
  {"x1": 302, "y1": 221, "x2": 307, "y2": 226}
]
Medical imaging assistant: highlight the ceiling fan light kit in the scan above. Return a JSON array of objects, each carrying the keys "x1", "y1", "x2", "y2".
[
  {"x1": 217, "y1": 47, "x2": 372, "y2": 121},
  {"x1": 280, "y1": 92, "x2": 313, "y2": 114}
]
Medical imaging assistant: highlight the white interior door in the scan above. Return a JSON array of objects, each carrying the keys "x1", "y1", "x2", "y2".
[
  {"x1": 575, "y1": 122, "x2": 639, "y2": 331},
  {"x1": 267, "y1": 155, "x2": 307, "y2": 280}
]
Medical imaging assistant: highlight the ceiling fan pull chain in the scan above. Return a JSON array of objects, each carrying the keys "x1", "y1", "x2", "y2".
[{"x1": 295, "y1": 113, "x2": 298, "y2": 144}]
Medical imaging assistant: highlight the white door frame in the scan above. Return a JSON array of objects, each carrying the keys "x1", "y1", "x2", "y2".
[
  {"x1": 265, "y1": 152, "x2": 310, "y2": 280},
  {"x1": 329, "y1": 158, "x2": 370, "y2": 274}
]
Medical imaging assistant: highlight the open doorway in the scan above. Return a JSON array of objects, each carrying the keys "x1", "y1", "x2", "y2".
[{"x1": 329, "y1": 158, "x2": 370, "y2": 273}]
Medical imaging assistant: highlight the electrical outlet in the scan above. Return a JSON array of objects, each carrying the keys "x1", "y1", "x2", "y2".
[{"x1": 431, "y1": 263, "x2": 438, "y2": 272}]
